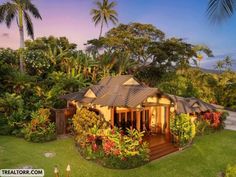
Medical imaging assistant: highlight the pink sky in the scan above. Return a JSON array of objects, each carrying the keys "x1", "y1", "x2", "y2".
[{"x1": 0, "y1": 0, "x2": 109, "y2": 50}]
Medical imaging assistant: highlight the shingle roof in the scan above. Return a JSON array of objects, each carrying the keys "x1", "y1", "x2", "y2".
[
  {"x1": 168, "y1": 94, "x2": 216, "y2": 114},
  {"x1": 60, "y1": 75, "x2": 159, "y2": 108}
]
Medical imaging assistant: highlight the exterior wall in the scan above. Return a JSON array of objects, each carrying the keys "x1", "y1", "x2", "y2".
[
  {"x1": 123, "y1": 78, "x2": 140, "y2": 85},
  {"x1": 84, "y1": 89, "x2": 96, "y2": 98},
  {"x1": 94, "y1": 105, "x2": 111, "y2": 122},
  {"x1": 147, "y1": 96, "x2": 158, "y2": 103},
  {"x1": 159, "y1": 97, "x2": 171, "y2": 105}
]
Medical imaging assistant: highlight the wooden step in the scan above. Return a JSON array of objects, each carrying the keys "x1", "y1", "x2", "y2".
[
  {"x1": 149, "y1": 143, "x2": 178, "y2": 161},
  {"x1": 149, "y1": 142, "x2": 173, "y2": 151}
]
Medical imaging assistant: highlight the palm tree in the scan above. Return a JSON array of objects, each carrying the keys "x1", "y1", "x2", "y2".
[
  {"x1": 207, "y1": 0, "x2": 235, "y2": 23},
  {"x1": 90, "y1": 0, "x2": 118, "y2": 38},
  {"x1": 0, "y1": 0, "x2": 42, "y2": 72}
]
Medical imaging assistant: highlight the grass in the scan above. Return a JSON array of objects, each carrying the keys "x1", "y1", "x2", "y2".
[{"x1": 0, "y1": 130, "x2": 236, "y2": 177}]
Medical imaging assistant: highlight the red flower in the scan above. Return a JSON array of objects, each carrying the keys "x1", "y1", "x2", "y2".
[
  {"x1": 92, "y1": 143, "x2": 98, "y2": 152},
  {"x1": 203, "y1": 112, "x2": 222, "y2": 128},
  {"x1": 87, "y1": 135, "x2": 96, "y2": 143},
  {"x1": 113, "y1": 149, "x2": 121, "y2": 156},
  {"x1": 103, "y1": 139, "x2": 115, "y2": 155}
]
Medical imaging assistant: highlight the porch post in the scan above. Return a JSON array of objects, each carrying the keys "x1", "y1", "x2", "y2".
[
  {"x1": 131, "y1": 110, "x2": 134, "y2": 130},
  {"x1": 142, "y1": 109, "x2": 145, "y2": 131},
  {"x1": 157, "y1": 106, "x2": 162, "y2": 133},
  {"x1": 110, "y1": 107, "x2": 115, "y2": 128},
  {"x1": 165, "y1": 106, "x2": 171, "y2": 141},
  {"x1": 136, "y1": 110, "x2": 140, "y2": 131}
]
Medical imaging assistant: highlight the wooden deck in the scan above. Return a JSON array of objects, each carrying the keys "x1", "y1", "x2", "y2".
[{"x1": 144, "y1": 134, "x2": 178, "y2": 161}]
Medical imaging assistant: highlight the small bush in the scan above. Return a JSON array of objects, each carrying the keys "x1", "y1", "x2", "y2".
[
  {"x1": 0, "y1": 116, "x2": 13, "y2": 135},
  {"x1": 225, "y1": 164, "x2": 236, "y2": 177},
  {"x1": 72, "y1": 108, "x2": 108, "y2": 144},
  {"x1": 79, "y1": 127, "x2": 149, "y2": 169},
  {"x1": 23, "y1": 108, "x2": 56, "y2": 143},
  {"x1": 170, "y1": 113, "x2": 196, "y2": 147},
  {"x1": 202, "y1": 111, "x2": 228, "y2": 130},
  {"x1": 195, "y1": 118, "x2": 212, "y2": 136}
]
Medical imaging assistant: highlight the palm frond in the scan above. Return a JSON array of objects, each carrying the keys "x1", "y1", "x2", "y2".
[
  {"x1": 107, "y1": 1, "x2": 117, "y2": 9},
  {"x1": 109, "y1": 15, "x2": 118, "y2": 25},
  {"x1": 24, "y1": 0, "x2": 42, "y2": 19},
  {"x1": 24, "y1": 11, "x2": 34, "y2": 39},
  {"x1": 207, "y1": 0, "x2": 235, "y2": 23},
  {"x1": 5, "y1": 5, "x2": 17, "y2": 27},
  {"x1": 95, "y1": 1, "x2": 103, "y2": 9},
  {"x1": 0, "y1": 2, "x2": 16, "y2": 23}
]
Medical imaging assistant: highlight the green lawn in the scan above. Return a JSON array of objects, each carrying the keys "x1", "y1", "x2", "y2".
[{"x1": 1, "y1": 130, "x2": 236, "y2": 177}]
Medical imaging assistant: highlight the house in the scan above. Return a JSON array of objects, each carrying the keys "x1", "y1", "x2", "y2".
[
  {"x1": 60, "y1": 75, "x2": 215, "y2": 160},
  {"x1": 61, "y1": 75, "x2": 174, "y2": 137}
]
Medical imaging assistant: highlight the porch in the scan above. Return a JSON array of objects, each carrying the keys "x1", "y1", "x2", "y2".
[{"x1": 110, "y1": 105, "x2": 171, "y2": 135}]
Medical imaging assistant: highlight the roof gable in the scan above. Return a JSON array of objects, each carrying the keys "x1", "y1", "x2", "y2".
[
  {"x1": 84, "y1": 89, "x2": 96, "y2": 98},
  {"x1": 123, "y1": 78, "x2": 140, "y2": 86}
]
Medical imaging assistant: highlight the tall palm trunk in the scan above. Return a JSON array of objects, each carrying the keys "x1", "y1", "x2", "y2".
[
  {"x1": 99, "y1": 20, "x2": 104, "y2": 38},
  {"x1": 18, "y1": 8, "x2": 24, "y2": 72}
]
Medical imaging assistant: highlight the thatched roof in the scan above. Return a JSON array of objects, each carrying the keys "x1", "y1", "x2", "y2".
[{"x1": 60, "y1": 75, "x2": 159, "y2": 108}]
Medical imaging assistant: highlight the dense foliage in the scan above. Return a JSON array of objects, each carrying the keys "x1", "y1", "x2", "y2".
[
  {"x1": 158, "y1": 68, "x2": 236, "y2": 109},
  {"x1": 0, "y1": 23, "x2": 235, "y2": 142},
  {"x1": 23, "y1": 108, "x2": 56, "y2": 143},
  {"x1": 195, "y1": 111, "x2": 228, "y2": 135},
  {"x1": 170, "y1": 113, "x2": 196, "y2": 147},
  {"x1": 72, "y1": 108, "x2": 109, "y2": 144},
  {"x1": 79, "y1": 126, "x2": 149, "y2": 169}
]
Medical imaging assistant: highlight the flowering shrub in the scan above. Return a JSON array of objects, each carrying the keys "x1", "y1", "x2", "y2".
[
  {"x1": 79, "y1": 127, "x2": 149, "y2": 169},
  {"x1": 72, "y1": 108, "x2": 108, "y2": 145},
  {"x1": 24, "y1": 50, "x2": 51, "y2": 76},
  {"x1": 170, "y1": 113, "x2": 196, "y2": 147},
  {"x1": 23, "y1": 108, "x2": 56, "y2": 143},
  {"x1": 202, "y1": 111, "x2": 228, "y2": 130},
  {"x1": 195, "y1": 111, "x2": 228, "y2": 136},
  {"x1": 203, "y1": 112, "x2": 221, "y2": 128}
]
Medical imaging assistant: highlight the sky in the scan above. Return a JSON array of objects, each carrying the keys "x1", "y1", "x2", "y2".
[{"x1": 0, "y1": 0, "x2": 236, "y2": 70}]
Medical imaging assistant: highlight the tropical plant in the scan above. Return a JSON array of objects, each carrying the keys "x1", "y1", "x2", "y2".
[
  {"x1": 23, "y1": 50, "x2": 51, "y2": 76},
  {"x1": 23, "y1": 108, "x2": 56, "y2": 143},
  {"x1": 0, "y1": 0, "x2": 42, "y2": 72},
  {"x1": 114, "y1": 52, "x2": 137, "y2": 75},
  {"x1": 80, "y1": 127, "x2": 149, "y2": 169},
  {"x1": 72, "y1": 108, "x2": 109, "y2": 144},
  {"x1": 195, "y1": 118, "x2": 211, "y2": 136},
  {"x1": 97, "y1": 51, "x2": 116, "y2": 77},
  {"x1": 207, "y1": 0, "x2": 235, "y2": 23},
  {"x1": 0, "y1": 92, "x2": 27, "y2": 136},
  {"x1": 215, "y1": 56, "x2": 233, "y2": 72},
  {"x1": 90, "y1": 0, "x2": 118, "y2": 38},
  {"x1": 170, "y1": 113, "x2": 196, "y2": 147},
  {"x1": 0, "y1": 92, "x2": 24, "y2": 118},
  {"x1": 203, "y1": 111, "x2": 228, "y2": 129}
]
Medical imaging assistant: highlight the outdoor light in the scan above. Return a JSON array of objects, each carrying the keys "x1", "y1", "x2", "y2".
[
  {"x1": 66, "y1": 164, "x2": 71, "y2": 177},
  {"x1": 170, "y1": 102, "x2": 175, "y2": 113},
  {"x1": 54, "y1": 166, "x2": 59, "y2": 177}
]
